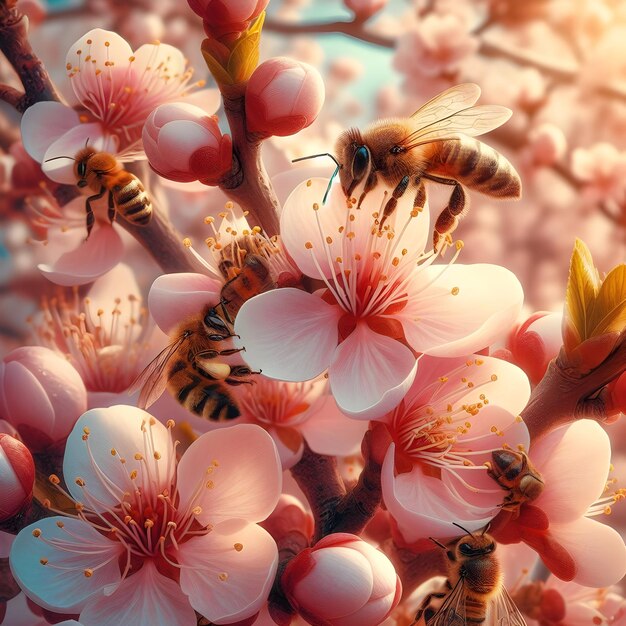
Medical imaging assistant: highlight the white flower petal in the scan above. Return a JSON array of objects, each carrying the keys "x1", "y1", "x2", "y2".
[
  {"x1": 10, "y1": 517, "x2": 122, "y2": 613},
  {"x1": 177, "y1": 424, "x2": 281, "y2": 525},
  {"x1": 63, "y1": 406, "x2": 173, "y2": 511},
  {"x1": 235, "y1": 289, "x2": 341, "y2": 381},
  {"x1": 80, "y1": 561, "x2": 195, "y2": 626},
  {"x1": 20, "y1": 102, "x2": 80, "y2": 162},
  {"x1": 329, "y1": 323, "x2": 418, "y2": 419},
  {"x1": 178, "y1": 523, "x2": 278, "y2": 624}
]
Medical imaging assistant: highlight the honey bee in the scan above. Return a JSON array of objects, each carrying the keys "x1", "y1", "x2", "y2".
[
  {"x1": 130, "y1": 254, "x2": 275, "y2": 421},
  {"x1": 414, "y1": 526, "x2": 527, "y2": 626},
  {"x1": 334, "y1": 83, "x2": 521, "y2": 250},
  {"x1": 47, "y1": 146, "x2": 152, "y2": 238},
  {"x1": 486, "y1": 449, "x2": 544, "y2": 514}
]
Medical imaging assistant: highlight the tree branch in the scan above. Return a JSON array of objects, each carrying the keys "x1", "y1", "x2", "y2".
[
  {"x1": 219, "y1": 93, "x2": 281, "y2": 236},
  {"x1": 0, "y1": 0, "x2": 61, "y2": 111}
]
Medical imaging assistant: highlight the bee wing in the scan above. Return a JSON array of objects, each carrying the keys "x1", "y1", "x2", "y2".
[
  {"x1": 127, "y1": 334, "x2": 188, "y2": 409},
  {"x1": 116, "y1": 140, "x2": 147, "y2": 163},
  {"x1": 427, "y1": 577, "x2": 467, "y2": 626},
  {"x1": 403, "y1": 105, "x2": 512, "y2": 148},
  {"x1": 486, "y1": 586, "x2": 528, "y2": 626},
  {"x1": 410, "y1": 83, "x2": 482, "y2": 124}
]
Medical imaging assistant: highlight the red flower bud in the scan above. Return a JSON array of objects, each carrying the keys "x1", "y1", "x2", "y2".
[
  {"x1": 343, "y1": 0, "x2": 388, "y2": 21},
  {"x1": 246, "y1": 57, "x2": 325, "y2": 137},
  {"x1": 143, "y1": 102, "x2": 232, "y2": 186},
  {"x1": 0, "y1": 433, "x2": 35, "y2": 521},
  {"x1": 188, "y1": 0, "x2": 268, "y2": 43}
]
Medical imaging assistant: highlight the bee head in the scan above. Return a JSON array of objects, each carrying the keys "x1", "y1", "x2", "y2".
[
  {"x1": 454, "y1": 533, "x2": 496, "y2": 560},
  {"x1": 73, "y1": 145, "x2": 98, "y2": 188},
  {"x1": 336, "y1": 128, "x2": 370, "y2": 197}
]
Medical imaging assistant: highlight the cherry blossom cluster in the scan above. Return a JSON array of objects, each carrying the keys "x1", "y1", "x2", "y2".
[{"x1": 1, "y1": 1, "x2": 626, "y2": 626}]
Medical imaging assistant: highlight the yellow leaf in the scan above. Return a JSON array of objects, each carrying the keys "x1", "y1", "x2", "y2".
[
  {"x1": 227, "y1": 12, "x2": 265, "y2": 83},
  {"x1": 564, "y1": 238, "x2": 601, "y2": 348},
  {"x1": 201, "y1": 48, "x2": 233, "y2": 87},
  {"x1": 590, "y1": 264, "x2": 626, "y2": 336}
]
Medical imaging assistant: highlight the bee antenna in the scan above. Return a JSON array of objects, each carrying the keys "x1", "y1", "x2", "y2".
[
  {"x1": 44, "y1": 155, "x2": 76, "y2": 163},
  {"x1": 85, "y1": 137, "x2": 90, "y2": 148},
  {"x1": 452, "y1": 522, "x2": 475, "y2": 537},
  {"x1": 481, "y1": 523, "x2": 491, "y2": 536},
  {"x1": 428, "y1": 537, "x2": 447, "y2": 550},
  {"x1": 291, "y1": 152, "x2": 342, "y2": 205}
]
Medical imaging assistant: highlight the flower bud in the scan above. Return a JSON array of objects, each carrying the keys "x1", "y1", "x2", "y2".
[
  {"x1": 505, "y1": 312, "x2": 562, "y2": 385},
  {"x1": 527, "y1": 123, "x2": 567, "y2": 167},
  {"x1": 343, "y1": 0, "x2": 388, "y2": 21},
  {"x1": 282, "y1": 533, "x2": 401, "y2": 626},
  {"x1": 0, "y1": 433, "x2": 35, "y2": 521},
  {"x1": 188, "y1": 0, "x2": 268, "y2": 42},
  {"x1": 143, "y1": 102, "x2": 232, "y2": 186},
  {"x1": 0, "y1": 347, "x2": 87, "y2": 452},
  {"x1": 246, "y1": 57, "x2": 325, "y2": 137},
  {"x1": 261, "y1": 494, "x2": 314, "y2": 543}
]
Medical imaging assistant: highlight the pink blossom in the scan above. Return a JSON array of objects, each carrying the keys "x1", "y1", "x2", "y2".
[
  {"x1": 379, "y1": 355, "x2": 530, "y2": 543},
  {"x1": 246, "y1": 58, "x2": 325, "y2": 138},
  {"x1": 0, "y1": 433, "x2": 35, "y2": 521},
  {"x1": 0, "y1": 346, "x2": 87, "y2": 452},
  {"x1": 31, "y1": 264, "x2": 155, "y2": 397},
  {"x1": 500, "y1": 542, "x2": 613, "y2": 626},
  {"x1": 282, "y1": 533, "x2": 401, "y2": 626},
  {"x1": 188, "y1": 0, "x2": 268, "y2": 42},
  {"x1": 394, "y1": 13, "x2": 478, "y2": 80},
  {"x1": 491, "y1": 420, "x2": 626, "y2": 587},
  {"x1": 526, "y1": 124, "x2": 567, "y2": 168},
  {"x1": 20, "y1": 28, "x2": 217, "y2": 184},
  {"x1": 10, "y1": 407, "x2": 282, "y2": 625},
  {"x1": 234, "y1": 375, "x2": 368, "y2": 469},
  {"x1": 343, "y1": 0, "x2": 388, "y2": 22},
  {"x1": 235, "y1": 179, "x2": 524, "y2": 419},
  {"x1": 260, "y1": 494, "x2": 314, "y2": 546},
  {"x1": 498, "y1": 311, "x2": 563, "y2": 386},
  {"x1": 570, "y1": 143, "x2": 626, "y2": 204},
  {"x1": 143, "y1": 102, "x2": 232, "y2": 185}
]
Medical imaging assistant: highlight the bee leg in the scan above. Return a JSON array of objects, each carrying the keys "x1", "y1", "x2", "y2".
[
  {"x1": 107, "y1": 189, "x2": 116, "y2": 225},
  {"x1": 428, "y1": 180, "x2": 467, "y2": 253},
  {"x1": 84, "y1": 186, "x2": 107, "y2": 239},
  {"x1": 356, "y1": 170, "x2": 378, "y2": 210},
  {"x1": 378, "y1": 175, "x2": 410, "y2": 229}
]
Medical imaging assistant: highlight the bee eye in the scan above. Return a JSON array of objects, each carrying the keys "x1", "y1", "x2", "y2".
[
  {"x1": 459, "y1": 543, "x2": 474, "y2": 555},
  {"x1": 77, "y1": 163, "x2": 86, "y2": 177},
  {"x1": 351, "y1": 145, "x2": 370, "y2": 182}
]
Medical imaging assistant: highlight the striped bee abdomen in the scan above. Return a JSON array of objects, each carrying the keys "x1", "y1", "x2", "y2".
[
  {"x1": 113, "y1": 174, "x2": 152, "y2": 226},
  {"x1": 427, "y1": 137, "x2": 521, "y2": 198}
]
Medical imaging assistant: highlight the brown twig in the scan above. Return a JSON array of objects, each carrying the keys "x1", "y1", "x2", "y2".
[
  {"x1": 220, "y1": 93, "x2": 281, "y2": 236},
  {"x1": 521, "y1": 340, "x2": 626, "y2": 441},
  {"x1": 289, "y1": 442, "x2": 346, "y2": 542},
  {"x1": 0, "y1": 1, "x2": 61, "y2": 111}
]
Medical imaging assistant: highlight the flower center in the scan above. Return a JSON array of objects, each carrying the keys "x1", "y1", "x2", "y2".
[
  {"x1": 32, "y1": 289, "x2": 153, "y2": 392},
  {"x1": 37, "y1": 419, "x2": 224, "y2": 583}
]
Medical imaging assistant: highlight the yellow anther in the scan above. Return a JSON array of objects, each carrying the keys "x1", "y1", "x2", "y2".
[
  {"x1": 234, "y1": 543, "x2": 244, "y2": 551},
  {"x1": 84, "y1": 569, "x2": 93, "y2": 578},
  {"x1": 40, "y1": 558, "x2": 48, "y2": 565},
  {"x1": 451, "y1": 287, "x2": 460, "y2": 295},
  {"x1": 75, "y1": 478, "x2": 86, "y2": 487},
  {"x1": 305, "y1": 242, "x2": 313, "y2": 249},
  {"x1": 218, "y1": 572, "x2": 228, "y2": 581},
  {"x1": 183, "y1": 238, "x2": 192, "y2": 247},
  {"x1": 32, "y1": 529, "x2": 42, "y2": 537},
  {"x1": 49, "y1": 474, "x2": 60, "y2": 485}
]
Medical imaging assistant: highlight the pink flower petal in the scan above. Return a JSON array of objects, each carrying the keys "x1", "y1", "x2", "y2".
[
  {"x1": 42, "y1": 123, "x2": 117, "y2": 184},
  {"x1": 329, "y1": 323, "x2": 418, "y2": 419},
  {"x1": 80, "y1": 561, "x2": 196, "y2": 626},
  {"x1": 178, "y1": 523, "x2": 278, "y2": 624},
  {"x1": 300, "y1": 394, "x2": 369, "y2": 456},
  {"x1": 148, "y1": 272, "x2": 223, "y2": 334},
  {"x1": 66, "y1": 29, "x2": 133, "y2": 72},
  {"x1": 235, "y1": 289, "x2": 341, "y2": 381},
  {"x1": 10, "y1": 517, "x2": 122, "y2": 612},
  {"x1": 20, "y1": 102, "x2": 80, "y2": 162},
  {"x1": 181, "y1": 88, "x2": 222, "y2": 114},
  {"x1": 177, "y1": 424, "x2": 281, "y2": 525},
  {"x1": 381, "y1": 445, "x2": 495, "y2": 542},
  {"x1": 548, "y1": 517, "x2": 626, "y2": 586},
  {"x1": 132, "y1": 42, "x2": 185, "y2": 76},
  {"x1": 63, "y1": 406, "x2": 174, "y2": 511},
  {"x1": 533, "y1": 420, "x2": 610, "y2": 523},
  {"x1": 38, "y1": 223, "x2": 124, "y2": 286},
  {"x1": 401, "y1": 264, "x2": 523, "y2": 356},
  {"x1": 280, "y1": 178, "x2": 349, "y2": 279}
]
